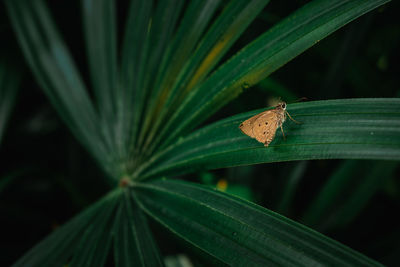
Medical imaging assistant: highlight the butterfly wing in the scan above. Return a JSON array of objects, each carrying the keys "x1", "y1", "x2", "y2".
[
  {"x1": 239, "y1": 112, "x2": 265, "y2": 138},
  {"x1": 252, "y1": 111, "x2": 279, "y2": 146}
]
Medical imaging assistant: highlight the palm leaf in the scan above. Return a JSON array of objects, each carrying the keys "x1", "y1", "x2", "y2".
[
  {"x1": 141, "y1": 0, "x2": 271, "y2": 154},
  {"x1": 134, "y1": 178, "x2": 383, "y2": 266},
  {"x1": 82, "y1": 0, "x2": 117, "y2": 120},
  {"x1": 11, "y1": 188, "x2": 163, "y2": 267},
  {"x1": 69, "y1": 198, "x2": 117, "y2": 266},
  {"x1": 5, "y1": 0, "x2": 118, "y2": 181},
  {"x1": 138, "y1": 0, "x2": 223, "y2": 154},
  {"x1": 152, "y1": 0, "x2": 391, "y2": 153},
  {"x1": 114, "y1": 190, "x2": 164, "y2": 267},
  {"x1": 12, "y1": 190, "x2": 120, "y2": 267},
  {"x1": 131, "y1": 0, "x2": 185, "y2": 154},
  {"x1": 6, "y1": 0, "x2": 394, "y2": 266},
  {"x1": 119, "y1": 0, "x2": 153, "y2": 159},
  {"x1": 82, "y1": 0, "x2": 119, "y2": 158},
  {"x1": 134, "y1": 98, "x2": 400, "y2": 180}
]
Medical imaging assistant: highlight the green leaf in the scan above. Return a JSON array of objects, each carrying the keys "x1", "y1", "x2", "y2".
[
  {"x1": 12, "y1": 190, "x2": 121, "y2": 267},
  {"x1": 82, "y1": 0, "x2": 118, "y2": 157},
  {"x1": 156, "y1": 0, "x2": 391, "y2": 151},
  {"x1": 82, "y1": 0, "x2": 117, "y2": 120},
  {"x1": 170, "y1": 0, "x2": 271, "y2": 97},
  {"x1": 301, "y1": 160, "x2": 398, "y2": 230},
  {"x1": 5, "y1": 0, "x2": 117, "y2": 181},
  {"x1": 134, "y1": 99, "x2": 400, "y2": 180},
  {"x1": 145, "y1": 0, "x2": 271, "y2": 155},
  {"x1": 128, "y1": 0, "x2": 187, "y2": 166},
  {"x1": 114, "y1": 190, "x2": 163, "y2": 267},
  {"x1": 137, "y1": 0, "x2": 185, "y2": 112},
  {"x1": 134, "y1": 179, "x2": 382, "y2": 266},
  {"x1": 0, "y1": 58, "x2": 20, "y2": 145},
  {"x1": 69, "y1": 191, "x2": 119, "y2": 267},
  {"x1": 138, "y1": 0, "x2": 222, "y2": 154},
  {"x1": 119, "y1": 0, "x2": 153, "y2": 159}
]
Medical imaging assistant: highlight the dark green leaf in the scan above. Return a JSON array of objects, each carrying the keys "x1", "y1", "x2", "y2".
[
  {"x1": 132, "y1": 0, "x2": 185, "y2": 154},
  {"x1": 157, "y1": 0, "x2": 391, "y2": 150},
  {"x1": 146, "y1": 0, "x2": 271, "y2": 155},
  {"x1": 170, "y1": 0, "x2": 271, "y2": 96},
  {"x1": 134, "y1": 179, "x2": 382, "y2": 266},
  {"x1": 119, "y1": 0, "x2": 153, "y2": 158},
  {"x1": 82, "y1": 0, "x2": 117, "y2": 120},
  {"x1": 5, "y1": 0, "x2": 117, "y2": 181},
  {"x1": 69, "y1": 191, "x2": 119, "y2": 267},
  {"x1": 138, "y1": 0, "x2": 222, "y2": 154},
  {"x1": 82, "y1": 0, "x2": 118, "y2": 157},
  {"x1": 134, "y1": 99, "x2": 400, "y2": 180},
  {"x1": 12, "y1": 190, "x2": 121, "y2": 267},
  {"x1": 126, "y1": 0, "x2": 188, "y2": 170},
  {"x1": 114, "y1": 189, "x2": 163, "y2": 267}
]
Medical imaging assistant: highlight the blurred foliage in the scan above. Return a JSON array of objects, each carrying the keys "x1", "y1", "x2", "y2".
[{"x1": 0, "y1": 0, "x2": 399, "y2": 266}]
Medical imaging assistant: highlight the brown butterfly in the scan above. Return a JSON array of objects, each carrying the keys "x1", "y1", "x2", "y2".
[{"x1": 239, "y1": 102, "x2": 300, "y2": 147}]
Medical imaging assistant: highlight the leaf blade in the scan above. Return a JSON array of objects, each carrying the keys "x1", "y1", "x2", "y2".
[
  {"x1": 146, "y1": 0, "x2": 271, "y2": 155},
  {"x1": 69, "y1": 191, "x2": 119, "y2": 267},
  {"x1": 82, "y1": 0, "x2": 117, "y2": 119},
  {"x1": 138, "y1": 0, "x2": 222, "y2": 154},
  {"x1": 113, "y1": 190, "x2": 163, "y2": 267},
  {"x1": 134, "y1": 179, "x2": 383, "y2": 266},
  {"x1": 157, "y1": 0, "x2": 391, "y2": 150},
  {"x1": 5, "y1": 0, "x2": 117, "y2": 181},
  {"x1": 119, "y1": 0, "x2": 153, "y2": 159},
  {"x1": 135, "y1": 99, "x2": 400, "y2": 180},
  {"x1": 12, "y1": 190, "x2": 121, "y2": 267},
  {"x1": 82, "y1": 0, "x2": 119, "y2": 160}
]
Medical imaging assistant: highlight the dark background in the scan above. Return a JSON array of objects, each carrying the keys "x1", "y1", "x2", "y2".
[{"x1": 1, "y1": 0, "x2": 399, "y2": 265}]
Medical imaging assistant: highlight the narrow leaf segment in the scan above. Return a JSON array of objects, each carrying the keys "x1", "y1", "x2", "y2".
[
  {"x1": 12, "y1": 189, "x2": 163, "y2": 267},
  {"x1": 135, "y1": 99, "x2": 400, "y2": 180},
  {"x1": 157, "y1": 0, "x2": 391, "y2": 151},
  {"x1": 134, "y1": 178, "x2": 383, "y2": 266}
]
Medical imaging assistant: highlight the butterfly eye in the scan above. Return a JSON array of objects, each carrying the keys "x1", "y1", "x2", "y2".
[{"x1": 282, "y1": 103, "x2": 286, "y2": 109}]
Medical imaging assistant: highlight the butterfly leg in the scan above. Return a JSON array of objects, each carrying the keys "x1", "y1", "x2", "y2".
[
  {"x1": 285, "y1": 110, "x2": 301, "y2": 124},
  {"x1": 280, "y1": 124, "x2": 285, "y2": 140}
]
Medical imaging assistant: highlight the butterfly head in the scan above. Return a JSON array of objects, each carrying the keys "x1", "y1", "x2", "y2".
[{"x1": 277, "y1": 102, "x2": 287, "y2": 110}]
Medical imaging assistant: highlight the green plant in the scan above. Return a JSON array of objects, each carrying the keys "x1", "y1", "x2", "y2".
[{"x1": 4, "y1": 0, "x2": 399, "y2": 266}]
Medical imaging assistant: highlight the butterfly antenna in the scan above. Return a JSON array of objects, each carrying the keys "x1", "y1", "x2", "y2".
[{"x1": 293, "y1": 97, "x2": 308, "y2": 103}]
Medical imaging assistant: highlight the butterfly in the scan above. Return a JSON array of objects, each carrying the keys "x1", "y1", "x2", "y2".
[{"x1": 239, "y1": 102, "x2": 300, "y2": 147}]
